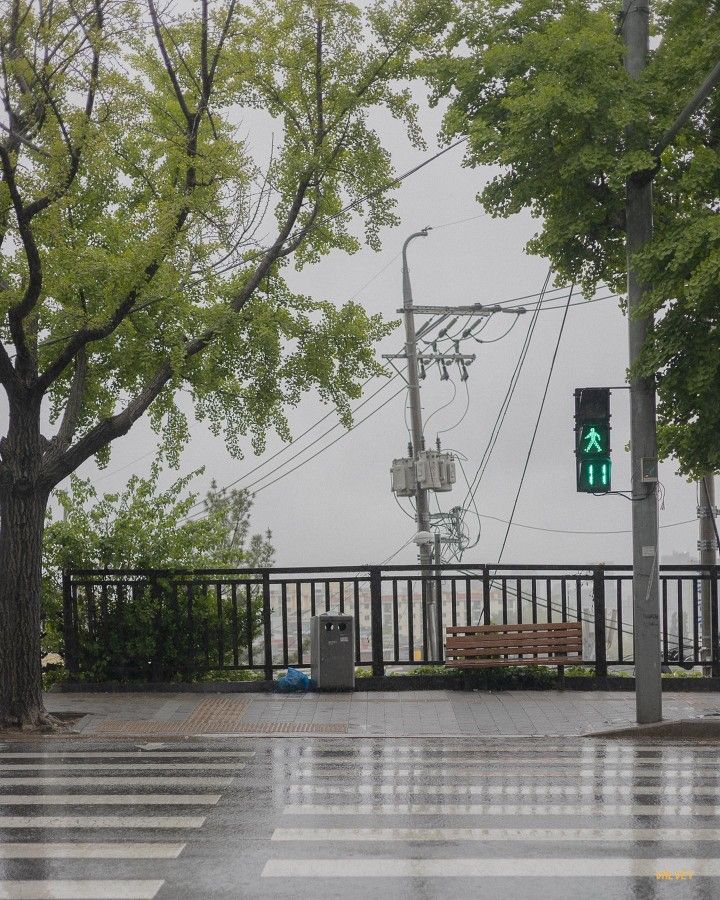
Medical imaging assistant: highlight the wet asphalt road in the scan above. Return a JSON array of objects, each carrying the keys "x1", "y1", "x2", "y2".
[{"x1": 0, "y1": 736, "x2": 719, "y2": 898}]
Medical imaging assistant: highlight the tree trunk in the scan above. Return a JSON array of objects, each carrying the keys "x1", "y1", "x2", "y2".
[
  {"x1": 0, "y1": 386, "x2": 51, "y2": 728},
  {"x1": 0, "y1": 485, "x2": 49, "y2": 727}
]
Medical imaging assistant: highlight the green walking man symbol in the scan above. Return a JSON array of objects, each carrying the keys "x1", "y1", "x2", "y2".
[{"x1": 583, "y1": 426, "x2": 603, "y2": 454}]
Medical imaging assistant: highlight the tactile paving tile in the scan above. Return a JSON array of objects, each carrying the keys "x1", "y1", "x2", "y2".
[
  {"x1": 86, "y1": 698, "x2": 348, "y2": 735},
  {"x1": 225, "y1": 723, "x2": 348, "y2": 734},
  {"x1": 90, "y1": 698, "x2": 251, "y2": 736}
]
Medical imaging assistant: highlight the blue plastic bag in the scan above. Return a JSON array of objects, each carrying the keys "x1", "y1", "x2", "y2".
[{"x1": 274, "y1": 666, "x2": 311, "y2": 693}]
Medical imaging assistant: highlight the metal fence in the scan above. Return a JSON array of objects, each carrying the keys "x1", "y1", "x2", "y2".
[{"x1": 62, "y1": 563, "x2": 720, "y2": 680}]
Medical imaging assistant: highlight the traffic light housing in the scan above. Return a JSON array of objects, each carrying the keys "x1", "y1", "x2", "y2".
[{"x1": 574, "y1": 388, "x2": 611, "y2": 493}]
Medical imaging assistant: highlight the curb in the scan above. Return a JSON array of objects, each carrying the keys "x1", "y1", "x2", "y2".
[
  {"x1": 586, "y1": 717, "x2": 720, "y2": 741},
  {"x1": 50, "y1": 675, "x2": 720, "y2": 694}
]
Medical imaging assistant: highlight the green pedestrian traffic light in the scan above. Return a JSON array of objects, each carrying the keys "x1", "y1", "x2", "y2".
[{"x1": 574, "y1": 388, "x2": 611, "y2": 493}]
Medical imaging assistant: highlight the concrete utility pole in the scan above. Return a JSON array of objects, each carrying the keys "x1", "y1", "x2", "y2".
[
  {"x1": 699, "y1": 476, "x2": 717, "y2": 666},
  {"x1": 402, "y1": 228, "x2": 440, "y2": 659},
  {"x1": 623, "y1": 0, "x2": 662, "y2": 723}
]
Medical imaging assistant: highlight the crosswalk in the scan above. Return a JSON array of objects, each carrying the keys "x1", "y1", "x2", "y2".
[
  {"x1": 4, "y1": 738, "x2": 720, "y2": 897},
  {"x1": 263, "y1": 740, "x2": 720, "y2": 893},
  {"x1": 0, "y1": 747, "x2": 253, "y2": 899}
]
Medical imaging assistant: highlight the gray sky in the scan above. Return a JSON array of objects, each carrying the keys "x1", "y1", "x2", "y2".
[{"x1": 59, "y1": 91, "x2": 699, "y2": 569}]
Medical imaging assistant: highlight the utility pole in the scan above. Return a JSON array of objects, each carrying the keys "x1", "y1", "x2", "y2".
[
  {"x1": 699, "y1": 476, "x2": 717, "y2": 667},
  {"x1": 623, "y1": 0, "x2": 662, "y2": 723},
  {"x1": 401, "y1": 227, "x2": 440, "y2": 659}
]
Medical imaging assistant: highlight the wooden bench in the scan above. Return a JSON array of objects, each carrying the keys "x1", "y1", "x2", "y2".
[{"x1": 445, "y1": 621, "x2": 583, "y2": 668}]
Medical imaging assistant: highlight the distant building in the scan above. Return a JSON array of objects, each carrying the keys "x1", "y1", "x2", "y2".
[{"x1": 662, "y1": 550, "x2": 698, "y2": 565}]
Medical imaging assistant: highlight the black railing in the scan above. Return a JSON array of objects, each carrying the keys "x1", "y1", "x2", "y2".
[{"x1": 62, "y1": 563, "x2": 720, "y2": 680}]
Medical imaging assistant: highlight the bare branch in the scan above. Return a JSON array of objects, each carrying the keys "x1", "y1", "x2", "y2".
[
  {"x1": 43, "y1": 172, "x2": 315, "y2": 486},
  {"x1": 207, "y1": 0, "x2": 237, "y2": 85},
  {"x1": 148, "y1": 0, "x2": 193, "y2": 123},
  {"x1": 0, "y1": 342, "x2": 17, "y2": 390},
  {"x1": 315, "y1": 16, "x2": 324, "y2": 147},
  {"x1": 46, "y1": 348, "x2": 87, "y2": 454},
  {"x1": 0, "y1": 144, "x2": 42, "y2": 369}
]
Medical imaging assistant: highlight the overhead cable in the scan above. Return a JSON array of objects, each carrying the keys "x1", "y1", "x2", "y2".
[{"x1": 495, "y1": 285, "x2": 575, "y2": 563}]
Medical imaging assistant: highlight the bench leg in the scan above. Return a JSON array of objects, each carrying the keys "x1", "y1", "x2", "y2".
[{"x1": 557, "y1": 664, "x2": 565, "y2": 689}]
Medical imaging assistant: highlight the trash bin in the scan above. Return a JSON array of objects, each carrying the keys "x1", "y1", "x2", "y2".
[{"x1": 310, "y1": 613, "x2": 355, "y2": 691}]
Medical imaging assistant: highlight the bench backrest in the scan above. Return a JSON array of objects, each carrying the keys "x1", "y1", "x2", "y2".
[{"x1": 445, "y1": 621, "x2": 582, "y2": 665}]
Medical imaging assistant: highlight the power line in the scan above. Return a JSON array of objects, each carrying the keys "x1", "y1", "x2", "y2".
[
  {"x1": 183, "y1": 373, "x2": 401, "y2": 515},
  {"x1": 458, "y1": 272, "x2": 550, "y2": 525},
  {"x1": 184, "y1": 383, "x2": 406, "y2": 518},
  {"x1": 250, "y1": 386, "x2": 406, "y2": 497},
  {"x1": 437, "y1": 379, "x2": 471, "y2": 440},
  {"x1": 504, "y1": 292, "x2": 620, "y2": 313},
  {"x1": 475, "y1": 513, "x2": 696, "y2": 536},
  {"x1": 496, "y1": 285, "x2": 575, "y2": 563}
]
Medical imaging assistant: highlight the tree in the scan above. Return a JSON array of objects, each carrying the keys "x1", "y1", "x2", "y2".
[
  {"x1": 422, "y1": 0, "x2": 720, "y2": 476},
  {"x1": 0, "y1": 0, "x2": 441, "y2": 726},
  {"x1": 42, "y1": 468, "x2": 273, "y2": 680}
]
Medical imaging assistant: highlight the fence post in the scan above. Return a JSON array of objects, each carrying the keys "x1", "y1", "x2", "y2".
[
  {"x1": 711, "y1": 565, "x2": 719, "y2": 678},
  {"x1": 262, "y1": 571, "x2": 273, "y2": 682},
  {"x1": 61, "y1": 571, "x2": 77, "y2": 678},
  {"x1": 592, "y1": 566, "x2": 607, "y2": 678},
  {"x1": 370, "y1": 567, "x2": 384, "y2": 677},
  {"x1": 482, "y1": 566, "x2": 491, "y2": 625}
]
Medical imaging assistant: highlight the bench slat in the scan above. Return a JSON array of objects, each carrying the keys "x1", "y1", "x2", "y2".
[
  {"x1": 446, "y1": 657, "x2": 582, "y2": 668},
  {"x1": 444, "y1": 620, "x2": 582, "y2": 670},
  {"x1": 445, "y1": 622, "x2": 581, "y2": 634},
  {"x1": 446, "y1": 643, "x2": 582, "y2": 658},
  {"x1": 446, "y1": 634, "x2": 582, "y2": 649}
]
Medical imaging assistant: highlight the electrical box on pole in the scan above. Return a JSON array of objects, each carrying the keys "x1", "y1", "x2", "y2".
[
  {"x1": 390, "y1": 458, "x2": 416, "y2": 497},
  {"x1": 574, "y1": 388, "x2": 611, "y2": 493},
  {"x1": 416, "y1": 450, "x2": 456, "y2": 492}
]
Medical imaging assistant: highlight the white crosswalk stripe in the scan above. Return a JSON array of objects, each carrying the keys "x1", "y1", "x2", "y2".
[
  {"x1": 0, "y1": 795, "x2": 221, "y2": 805},
  {"x1": 0, "y1": 763, "x2": 244, "y2": 771},
  {"x1": 0, "y1": 880, "x2": 164, "y2": 898},
  {"x1": 0, "y1": 752, "x2": 254, "y2": 759},
  {"x1": 270, "y1": 740, "x2": 720, "y2": 887},
  {"x1": 288, "y1": 782, "x2": 720, "y2": 796},
  {"x1": 294, "y1": 745, "x2": 720, "y2": 755},
  {"x1": 0, "y1": 745, "x2": 254, "y2": 898},
  {"x1": 262, "y1": 857, "x2": 720, "y2": 878},
  {"x1": 0, "y1": 844, "x2": 185, "y2": 859},
  {"x1": 283, "y1": 801, "x2": 720, "y2": 816},
  {"x1": 0, "y1": 776, "x2": 232, "y2": 786},
  {"x1": 0, "y1": 815, "x2": 207, "y2": 828},
  {"x1": 272, "y1": 825, "x2": 720, "y2": 842},
  {"x1": 292, "y1": 765, "x2": 720, "y2": 778}
]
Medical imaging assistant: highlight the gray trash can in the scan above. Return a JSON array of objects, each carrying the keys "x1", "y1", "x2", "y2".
[{"x1": 311, "y1": 613, "x2": 355, "y2": 691}]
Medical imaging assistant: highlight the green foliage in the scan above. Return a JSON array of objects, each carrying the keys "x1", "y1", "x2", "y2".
[
  {"x1": 354, "y1": 666, "x2": 374, "y2": 677},
  {"x1": 461, "y1": 664, "x2": 558, "y2": 689},
  {"x1": 397, "y1": 664, "x2": 460, "y2": 676},
  {"x1": 42, "y1": 467, "x2": 273, "y2": 681},
  {"x1": 422, "y1": 1, "x2": 720, "y2": 476},
  {"x1": 563, "y1": 665, "x2": 595, "y2": 677},
  {"x1": 0, "y1": 0, "x2": 438, "y2": 482}
]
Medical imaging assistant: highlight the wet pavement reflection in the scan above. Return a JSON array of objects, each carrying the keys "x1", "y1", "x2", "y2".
[{"x1": 0, "y1": 736, "x2": 718, "y2": 898}]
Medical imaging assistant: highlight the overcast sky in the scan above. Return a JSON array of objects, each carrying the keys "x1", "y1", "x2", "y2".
[{"x1": 44, "y1": 77, "x2": 700, "y2": 570}]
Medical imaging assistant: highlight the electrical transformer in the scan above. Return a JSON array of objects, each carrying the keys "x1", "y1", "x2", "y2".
[
  {"x1": 391, "y1": 457, "x2": 416, "y2": 497},
  {"x1": 416, "y1": 450, "x2": 456, "y2": 492}
]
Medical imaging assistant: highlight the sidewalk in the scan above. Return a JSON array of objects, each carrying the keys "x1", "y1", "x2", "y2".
[{"x1": 43, "y1": 689, "x2": 720, "y2": 738}]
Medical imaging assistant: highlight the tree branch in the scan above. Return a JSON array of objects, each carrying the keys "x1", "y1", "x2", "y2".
[
  {"x1": 46, "y1": 348, "x2": 87, "y2": 455},
  {"x1": 36, "y1": 0, "x2": 225, "y2": 394},
  {"x1": 148, "y1": 0, "x2": 193, "y2": 123},
  {"x1": 315, "y1": 17, "x2": 324, "y2": 147},
  {"x1": 0, "y1": 342, "x2": 17, "y2": 390},
  {"x1": 43, "y1": 172, "x2": 314, "y2": 487},
  {"x1": 0, "y1": 144, "x2": 41, "y2": 371}
]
